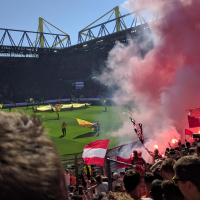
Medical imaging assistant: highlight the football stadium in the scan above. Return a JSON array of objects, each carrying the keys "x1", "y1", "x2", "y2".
[{"x1": 1, "y1": 1, "x2": 200, "y2": 199}]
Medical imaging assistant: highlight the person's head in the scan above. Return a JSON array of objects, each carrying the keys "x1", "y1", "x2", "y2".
[
  {"x1": 188, "y1": 148, "x2": 195, "y2": 155},
  {"x1": 102, "y1": 192, "x2": 133, "y2": 200},
  {"x1": 123, "y1": 169, "x2": 140, "y2": 199},
  {"x1": 70, "y1": 170, "x2": 73, "y2": 175},
  {"x1": 110, "y1": 151, "x2": 115, "y2": 157},
  {"x1": 155, "y1": 149, "x2": 159, "y2": 155},
  {"x1": 0, "y1": 111, "x2": 67, "y2": 200},
  {"x1": 175, "y1": 147, "x2": 180, "y2": 151},
  {"x1": 173, "y1": 156, "x2": 200, "y2": 200},
  {"x1": 98, "y1": 192, "x2": 106, "y2": 200},
  {"x1": 133, "y1": 150, "x2": 138, "y2": 157},
  {"x1": 113, "y1": 172, "x2": 119, "y2": 180},
  {"x1": 196, "y1": 143, "x2": 200, "y2": 157},
  {"x1": 144, "y1": 172, "x2": 155, "y2": 191},
  {"x1": 161, "y1": 180, "x2": 184, "y2": 200},
  {"x1": 180, "y1": 144, "x2": 185, "y2": 151},
  {"x1": 150, "y1": 179, "x2": 163, "y2": 200},
  {"x1": 114, "y1": 183, "x2": 125, "y2": 192},
  {"x1": 161, "y1": 158, "x2": 176, "y2": 179},
  {"x1": 66, "y1": 169, "x2": 70, "y2": 174},
  {"x1": 95, "y1": 175, "x2": 103, "y2": 184},
  {"x1": 186, "y1": 142, "x2": 191, "y2": 148},
  {"x1": 169, "y1": 148, "x2": 175, "y2": 155},
  {"x1": 137, "y1": 149, "x2": 142, "y2": 156},
  {"x1": 120, "y1": 171, "x2": 125, "y2": 178}
]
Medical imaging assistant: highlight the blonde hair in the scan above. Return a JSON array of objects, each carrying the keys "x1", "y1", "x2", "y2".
[{"x1": 102, "y1": 192, "x2": 134, "y2": 200}]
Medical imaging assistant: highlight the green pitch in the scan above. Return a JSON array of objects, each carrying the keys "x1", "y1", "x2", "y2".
[{"x1": 3, "y1": 105, "x2": 132, "y2": 155}]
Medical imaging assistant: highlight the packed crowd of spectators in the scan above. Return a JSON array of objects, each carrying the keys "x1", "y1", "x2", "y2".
[
  {"x1": 1, "y1": 111, "x2": 200, "y2": 200},
  {"x1": 0, "y1": 48, "x2": 111, "y2": 103},
  {"x1": 66, "y1": 139, "x2": 200, "y2": 200}
]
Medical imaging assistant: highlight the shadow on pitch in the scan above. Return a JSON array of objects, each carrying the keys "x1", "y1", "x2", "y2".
[
  {"x1": 59, "y1": 135, "x2": 66, "y2": 138},
  {"x1": 42, "y1": 118, "x2": 59, "y2": 122},
  {"x1": 73, "y1": 132, "x2": 97, "y2": 139}
]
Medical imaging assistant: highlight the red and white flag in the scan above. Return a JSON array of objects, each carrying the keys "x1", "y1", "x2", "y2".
[
  {"x1": 117, "y1": 156, "x2": 131, "y2": 169},
  {"x1": 82, "y1": 139, "x2": 110, "y2": 166}
]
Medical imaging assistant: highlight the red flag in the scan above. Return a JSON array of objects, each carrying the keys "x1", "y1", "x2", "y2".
[
  {"x1": 117, "y1": 156, "x2": 131, "y2": 168},
  {"x1": 186, "y1": 107, "x2": 200, "y2": 118},
  {"x1": 188, "y1": 115, "x2": 200, "y2": 128},
  {"x1": 185, "y1": 129, "x2": 193, "y2": 136},
  {"x1": 82, "y1": 139, "x2": 110, "y2": 166}
]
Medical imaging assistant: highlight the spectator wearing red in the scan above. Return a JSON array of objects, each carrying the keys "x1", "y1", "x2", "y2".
[
  {"x1": 145, "y1": 147, "x2": 162, "y2": 163},
  {"x1": 70, "y1": 170, "x2": 76, "y2": 186},
  {"x1": 131, "y1": 150, "x2": 146, "y2": 166},
  {"x1": 135, "y1": 165, "x2": 148, "y2": 198}
]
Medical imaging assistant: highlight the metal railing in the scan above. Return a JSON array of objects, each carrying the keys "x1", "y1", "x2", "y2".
[{"x1": 60, "y1": 140, "x2": 145, "y2": 189}]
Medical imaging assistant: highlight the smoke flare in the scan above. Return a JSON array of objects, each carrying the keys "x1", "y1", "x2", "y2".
[{"x1": 98, "y1": 0, "x2": 200, "y2": 159}]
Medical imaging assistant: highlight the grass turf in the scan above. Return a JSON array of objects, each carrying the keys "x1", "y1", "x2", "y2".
[{"x1": 2, "y1": 105, "x2": 130, "y2": 155}]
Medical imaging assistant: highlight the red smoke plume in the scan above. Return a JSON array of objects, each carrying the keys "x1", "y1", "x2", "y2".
[{"x1": 98, "y1": 0, "x2": 200, "y2": 159}]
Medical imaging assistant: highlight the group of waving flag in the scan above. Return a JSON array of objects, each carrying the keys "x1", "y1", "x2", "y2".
[{"x1": 81, "y1": 106, "x2": 200, "y2": 167}]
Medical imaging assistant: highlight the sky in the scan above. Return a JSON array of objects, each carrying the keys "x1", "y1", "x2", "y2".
[{"x1": 0, "y1": 0, "x2": 133, "y2": 45}]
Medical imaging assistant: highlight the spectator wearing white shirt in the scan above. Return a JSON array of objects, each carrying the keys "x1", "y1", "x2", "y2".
[
  {"x1": 64, "y1": 169, "x2": 70, "y2": 188},
  {"x1": 95, "y1": 175, "x2": 108, "y2": 196},
  {"x1": 112, "y1": 172, "x2": 123, "y2": 191}
]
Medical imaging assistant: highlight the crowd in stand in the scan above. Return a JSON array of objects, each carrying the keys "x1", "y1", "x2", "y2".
[
  {"x1": 0, "y1": 50, "x2": 111, "y2": 103},
  {"x1": 1, "y1": 111, "x2": 200, "y2": 200},
  {"x1": 66, "y1": 140, "x2": 200, "y2": 200}
]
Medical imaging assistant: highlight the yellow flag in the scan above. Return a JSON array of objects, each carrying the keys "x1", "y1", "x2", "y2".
[
  {"x1": 55, "y1": 104, "x2": 62, "y2": 111},
  {"x1": 30, "y1": 98, "x2": 35, "y2": 104},
  {"x1": 76, "y1": 118, "x2": 94, "y2": 130}
]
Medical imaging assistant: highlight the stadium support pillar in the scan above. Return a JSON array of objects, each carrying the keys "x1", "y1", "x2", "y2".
[
  {"x1": 114, "y1": 6, "x2": 120, "y2": 32},
  {"x1": 39, "y1": 17, "x2": 44, "y2": 47}
]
